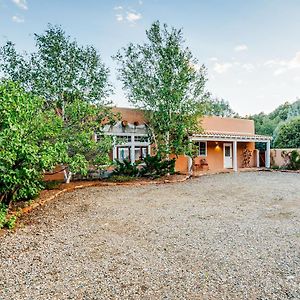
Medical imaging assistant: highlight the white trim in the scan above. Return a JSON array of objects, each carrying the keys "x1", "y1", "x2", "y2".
[
  {"x1": 223, "y1": 142, "x2": 233, "y2": 169},
  {"x1": 233, "y1": 141, "x2": 238, "y2": 172},
  {"x1": 192, "y1": 136, "x2": 270, "y2": 143},
  {"x1": 266, "y1": 140, "x2": 271, "y2": 168}
]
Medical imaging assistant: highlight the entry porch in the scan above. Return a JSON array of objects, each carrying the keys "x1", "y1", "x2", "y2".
[{"x1": 189, "y1": 132, "x2": 272, "y2": 173}]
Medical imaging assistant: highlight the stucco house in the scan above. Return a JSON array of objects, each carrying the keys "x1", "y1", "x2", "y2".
[{"x1": 102, "y1": 107, "x2": 272, "y2": 174}]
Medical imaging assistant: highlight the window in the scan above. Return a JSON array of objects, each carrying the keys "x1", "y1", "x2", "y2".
[
  {"x1": 198, "y1": 142, "x2": 207, "y2": 156},
  {"x1": 134, "y1": 135, "x2": 149, "y2": 143},
  {"x1": 117, "y1": 147, "x2": 130, "y2": 161},
  {"x1": 134, "y1": 147, "x2": 148, "y2": 161},
  {"x1": 116, "y1": 135, "x2": 131, "y2": 143}
]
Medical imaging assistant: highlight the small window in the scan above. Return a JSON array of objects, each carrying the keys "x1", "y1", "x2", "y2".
[
  {"x1": 199, "y1": 142, "x2": 207, "y2": 156},
  {"x1": 116, "y1": 135, "x2": 131, "y2": 143},
  {"x1": 134, "y1": 135, "x2": 149, "y2": 143}
]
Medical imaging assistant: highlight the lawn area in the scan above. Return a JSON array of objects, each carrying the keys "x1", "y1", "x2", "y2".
[{"x1": 0, "y1": 172, "x2": 299, "y2": 299}]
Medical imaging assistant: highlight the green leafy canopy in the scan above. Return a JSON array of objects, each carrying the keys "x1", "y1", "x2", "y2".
[{"x1": 114, "y1": 21, "x2": 208, "y2": 157}]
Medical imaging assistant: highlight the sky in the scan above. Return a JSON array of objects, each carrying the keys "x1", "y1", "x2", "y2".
[{"x1": 1, "y1": 0, "x2": 300, "y2": 116}]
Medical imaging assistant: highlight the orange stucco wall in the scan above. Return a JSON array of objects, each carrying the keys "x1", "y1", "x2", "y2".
[
  {"x1": 173, "y1": 141, "x2": 257, "y2": 174},
  {"x1": 201, "y1": 116, "x2": 255, "y2": 134}
]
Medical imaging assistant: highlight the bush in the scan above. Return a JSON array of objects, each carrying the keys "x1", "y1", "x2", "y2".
[
  {"x1": 113, "y1": 159, "x2": 140, "y2": 177},
  {"x1": 139, "y1": 155, "x2": 176, "y2": 178},
  {"x1": 109, "y1": 175, "x2": 137, "y2": 182},
  {"x1": 273, "y1": 117, "x2": 300, "y2": 148},
  {"x1": 0, "y1": 81, "x2": 63, "y2": 205},
  {"x1": 0, "y1": 204, "x2": 17, "y2": 230},
  {"x1": 286, "y1": 150, "x2": 300, "y2": 170},
  {"x1": 0, "y1": 204, "x2": 8, "y2": 229}
]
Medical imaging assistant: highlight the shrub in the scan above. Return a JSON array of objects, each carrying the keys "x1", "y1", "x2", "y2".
[
  {"x1": 0, "y1": 204, "x2": 8, "y2": 229},
  {"x1": 0, "y1": 204, "x2": 17, "y2": 230},
  {"x1": 109, "y1": 175, "x2": 137, "y2": 182},
  {"x1": 0, "y1": 81, "x2": 63, "y2": 205},
  {"x1": 139, "y1": 155, "x2": 176, "y2": 178},
  {"x1": 113, "y1": 159, "x2": 140, "y2": 177},
  {"x1": 286, "y1": 150, "x2": 300, "y2": 170}
]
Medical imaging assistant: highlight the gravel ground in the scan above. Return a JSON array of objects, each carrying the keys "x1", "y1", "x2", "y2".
[{"x1": 0, "y1": 172, "x2": 300, "y2": 299}]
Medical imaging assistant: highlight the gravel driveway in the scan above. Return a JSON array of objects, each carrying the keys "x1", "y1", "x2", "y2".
[{"x1": 1, "y1": 172, "x2": 300, "y2": 299}]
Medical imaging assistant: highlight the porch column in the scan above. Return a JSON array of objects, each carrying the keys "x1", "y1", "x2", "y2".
[
  {"x1": 233, "y1": 140, "x2": 238, "y2": 172},
  {"x1": 256, "y1": 149, "x2": 260, "y2": 167},
  {"x1": 265, "y1": 140, "x2": 271, "y2": 168},
  {"x1": 130, "y1": 134, "x2": 135, "y2": 164},
  {"x1": 113, "y1": 146, "x2": 117, "y2": 161}
]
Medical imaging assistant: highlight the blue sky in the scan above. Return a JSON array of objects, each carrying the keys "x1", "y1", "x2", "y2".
[{"x1": 1, "y1": 0, "x2": 300, "y2": 115}]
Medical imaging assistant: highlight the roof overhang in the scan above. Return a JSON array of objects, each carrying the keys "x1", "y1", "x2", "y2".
[{"x1": 191, "y1": 132, "x2": 272, "y2": 143}]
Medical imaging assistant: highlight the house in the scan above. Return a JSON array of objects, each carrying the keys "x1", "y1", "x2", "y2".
[{"x1": 102, "y1": 107, "x2": 272, "y2": 174}]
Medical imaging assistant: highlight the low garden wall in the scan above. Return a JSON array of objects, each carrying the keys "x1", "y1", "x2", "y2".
[{"x1": 271, "y1": 148, "x2": 300, "y2": 168}]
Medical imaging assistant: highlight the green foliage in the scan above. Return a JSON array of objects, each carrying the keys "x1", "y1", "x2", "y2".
[
  {"x1": 113, "y1": 159, "x2": 140, "y2": 177},
  {"x1": 6, "y1": 215, "x2": 17, "y2": 230},
  {"x1": 0, "y1": 204, "x2": 17, "y2": 230},
  {"x1": 43, "y1": 181, "x2": 61, "y2": 190},
  {"x1": 250, "y1": 99, "x2": 300, "y2": 149},
  {"x1": 109, "y1": 175, "x2": 137, "y2": 182},
  {"x1": 0, "y1": 204, "x2": 8, "y2": 229},
  {"x1": 114, "y1": 21, "x2": 207, "y2": 157},
  {"x1": 139, "y1": 155, "x2": 176, "y2": 178},
  {"x1": 273, "y1": 117, "x2": 300, "y2": 149},
  {"x1": 0, "y1": 81, "x2": 63, "y2": 204},
  {"x1": 200, "y1": 97, "x2": 237, "y2": 117},
  {"x1": 0, "y1": 24, "x2": 112, "y2": 107},
  {"x1": 288, "y1": 150, "x2": 300, "y2": 170},
  {"x1": 0, "y1": 25, "x2": 117, "y2": 184}
]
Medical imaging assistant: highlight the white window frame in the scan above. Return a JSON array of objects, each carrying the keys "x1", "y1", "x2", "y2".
[{"x1": 198, "y1": 141, "x2": 207, "y2": 157}]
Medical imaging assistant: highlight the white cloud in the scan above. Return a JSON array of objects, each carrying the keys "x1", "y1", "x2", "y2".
[
  {"x1": 138, "y1": 0, "x2": 143, "y2": 5},
  {"x1": 12, "y1": 15, "x2": 24, "y2": 23},
  {"x1": 11, "y1": 0, "x2": 27, "y2": 10},
  {"x1": 126, "y1": 11, "x2": 142, "y2": 23},
  {"x1": 213, "y1": 62, "x2": 233, "y2": 74},
  {"x1": 241, "y1": 63, "x2": 255, "y2": 72},
  {"x1": 264, "y1": 51, "x2": 300, "y2": 76},
  {"x1": 114, "y1": 6, "x2": 123, "y2": 10},
  {"x1": 234, "y1": 44, "x2": 248, "y2": 52},
  {"x1": 209, "y1": 57, "x2": 218, "y2": 62},
  {"x1": 115, "y1": 14, "x2": 123, "y2": 22}
]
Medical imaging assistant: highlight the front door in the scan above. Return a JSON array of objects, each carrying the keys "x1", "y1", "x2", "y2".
[{"x1": 224, "y1": 143, "x2": 233, "y2": 169}]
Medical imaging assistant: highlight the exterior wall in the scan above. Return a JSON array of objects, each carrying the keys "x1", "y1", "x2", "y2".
[
  {"x1": 271, "y1": 148, "x2": 300, "y2": 167},
  {"x1": 193, "y1": 141, "x2": 256, "y2": 172},
  {"x1": 201, "y1": 116, "x2": 255, "y2": 134},
  {"x1": 170, "y1": 154, "x2": 189, "y2": 174}
]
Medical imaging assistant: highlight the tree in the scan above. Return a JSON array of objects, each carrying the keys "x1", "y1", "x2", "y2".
[
  {"x1": 0, "y1": 25, "x2": 117, "y2": 183},
  {"x1": 273, "y1": 117, "x2": 300, "y2": 148},
  {"x1": 57, "y1": 99, "x2": 115, "y2": 183},
  {"x1": 114, "y1": 21, "x2": 207, "y2": 158},
  {"x1": 0, "y1": 81, "x2": 63, "y2": 205},
  {"x1": 0, "y1": 24, "x2": 112, "y2": 113},
  {"x1": 200, "y1": 97, "x2": 237, "y2": 117}
]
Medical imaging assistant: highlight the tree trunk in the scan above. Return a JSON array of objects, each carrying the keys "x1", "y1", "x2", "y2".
[{"x1": 63, "y1": 168, "x2": 72, "y2": 184}]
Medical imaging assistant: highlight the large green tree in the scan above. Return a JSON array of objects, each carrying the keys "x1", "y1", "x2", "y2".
[
  {"x1": 200, "y1": 97, "x2": 237, "y2": 117},
  {"x1": 273, "y1": 117, "x2": 300, "y2": 148},
  {"x1": 0, "y1": 25, "x2": 117, "y2": 183},
  {"x1": 0, "y1": 24, "x2": 112, "y2": 112},
  {"x1": 114, "y1": 21, "x2": 207, "y2": 157}
]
